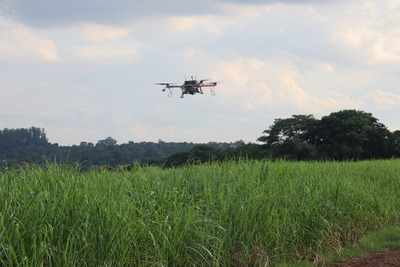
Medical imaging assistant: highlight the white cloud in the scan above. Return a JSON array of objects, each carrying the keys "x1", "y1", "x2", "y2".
[
  {"x1": 181, "y1": 47, "x2": 206, "y2": 59},
  {"x1": 128, "y1": 121, "x2": 151, "y2": 140},
  {"x1": 79, "y1": 23, "x2": 129, "y2": 41},
  {"x1": 244, "y1": 82, "x2": 273, "y2": 110},
  {"x1": 218, "y1": 2, "x2": 273, "y2": 19},
  {"x1": 339, "y1": 26, "x2": 400, "y2": 64},
  {"x1": 367, "y1": 89, "x2": 400, "y2": 109},
  {"x1": 332, "y1": 1, "x2": 400, "y2": 64},
  {"x1": 216, "y1": 58, "x2": 275, "y2": 110},
  {"x1": 213, "y1": 56, "x2": 362, "y2": 114},
  {"x1": 313, "y1": 63, "x2": 334, "y2": 73},
  {"x1": 125, "y1": 122, "x2": 216, "y2": 143},
  {"x1": 277, "y1": 69, "x2": 363, "y2": 113},
  {"x1": 0, "y1": 19, "x2": 59, "y2": 62},
  {"x1": 166, "y1": 15, "x2": 226, "y2": 35},
  {"x1": 70, "y1": 44, "x2": 137, "y2": 64},
  {"x1": 0, "y1": 41, "x2": 19, "y2": 59}
]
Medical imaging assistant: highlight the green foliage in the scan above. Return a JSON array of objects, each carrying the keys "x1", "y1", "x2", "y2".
[
  {"x1": 257, "y1": 114, "x2": 321, "y2": 160},
  {"x1": 96, "y1": 136, "x2": 118, "y2": 147},
  {"x1": 163, "y1": 144, "x2": 225, "y2": 167},
  {"x1": 258, "y1": 110, "x2": 399, "y2": 161},
  {"x1": 0, "y1": 128, "x2": 238, "y2": 168},
  {"x1": 0, "y1": 127, "x2": 54, "y2": 163},
  {"x1": 1, "y1": 160, "x2": 400, "y2": 266},
  {"x1": 318, "y1": 110, "x2": 393, "y2": 159},
  {"x1": 1, "y1": 109, "x2": 400, "y2": 169},
  {"x1": 258, "y1": 114, "x2": 318, "y2": 147},
  {"x1": 163, "y1": 143, "x2": 271, "y2": 167}
]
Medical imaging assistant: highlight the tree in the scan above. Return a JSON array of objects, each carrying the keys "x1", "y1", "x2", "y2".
[
  {"x1": 0, "y1": 127, "x2": 51, "y2": 161},
  {"x1": 257, "y1": 110, "x2": 397, "y2": 160},
  {"x1": 257, "y1": 114, "x2": 319, "y2": 159},
  {"x1": 317, "y1": 110, "x2": 392, "y2": 160},
  {"x1": 163, "y1": 151, "x2": 191, "y2": 167},
  {"x1": 392, "y1": 130, "x2": 400, "y2": 157},
  {"x1": 163, "y1": 145, "x2": 225, "y2": 167},
  {"x1": 96, "y1": 137, "x2": 117, "y2": 147}
]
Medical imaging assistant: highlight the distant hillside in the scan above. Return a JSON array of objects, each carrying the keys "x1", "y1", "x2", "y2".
[
  {"x1": 2, "y1": 110, "x2": 400, "y2": 169},
  {"x1": 0, "y1": 127, "x2": 245, "y2": 169}
]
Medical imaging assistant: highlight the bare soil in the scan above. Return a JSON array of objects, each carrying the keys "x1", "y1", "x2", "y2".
[{"x1": 329, "y1": 249, "x2": 400, "y2": 267}]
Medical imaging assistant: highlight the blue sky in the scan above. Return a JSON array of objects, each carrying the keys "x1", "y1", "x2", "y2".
[{"x1": 1, "y1": 0, "x2": 399, "y2": 145}]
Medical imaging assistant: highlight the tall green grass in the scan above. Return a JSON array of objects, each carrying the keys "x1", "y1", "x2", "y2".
[{"x1": 1, "y1": 160, "x2": 400, "y2": 266}]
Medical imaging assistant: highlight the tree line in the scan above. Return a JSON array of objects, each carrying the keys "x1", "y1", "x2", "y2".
[
  {"x1": 1, "y1": 110, "x2": 399, "y2": 169},
  {"x1": 0, "y1": 127, "x2": 243, "y2": 169},
  {"x1": 257, "y1": 109, "x2": 400, "y2": 160}
]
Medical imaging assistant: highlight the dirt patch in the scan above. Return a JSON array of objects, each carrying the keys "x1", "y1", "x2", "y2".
[{"x1": 329, "y1": 249, "x2": 400, "y2": 267}]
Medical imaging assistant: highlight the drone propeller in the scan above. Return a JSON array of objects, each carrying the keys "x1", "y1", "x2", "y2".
[
  {"x1": 201, "y1": 81, "x2": 221, "y2": 86},
  {"x1": 155, "y1": 82, "x2": 176, "y2": 86},
  {"x1": 199, "y1": 79, "x2": 210, "y2": 84}
]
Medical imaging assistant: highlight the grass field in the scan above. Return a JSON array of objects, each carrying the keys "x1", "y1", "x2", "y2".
[{"x1": 1, "y1": 159, "x2": 400, "y2": 266}]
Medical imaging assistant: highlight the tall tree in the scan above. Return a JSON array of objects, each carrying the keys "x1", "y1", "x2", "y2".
[
  {"x1": 96, "y1": 137, "x2": 117, "y2": 147},
  {"x1": 0, "y1": 127, "x2": 51, "y2": 161},
  {"x1": 317, "y1": 110, "x2": 392, "y2": 160},
  {"x1": 392, "y1": 130, "x2": 400, "y2": 156},
  {"x1": 257, "y1": 114, "x2": 318, "y2": 159}
]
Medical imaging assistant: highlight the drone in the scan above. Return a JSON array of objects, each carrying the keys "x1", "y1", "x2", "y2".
[{"x1": 156, "y1": 76, "x2": 218, "y2": 98}]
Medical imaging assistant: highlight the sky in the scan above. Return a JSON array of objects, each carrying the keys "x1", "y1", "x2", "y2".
[{"x1": 1, "y1": 0, "x2": 399, "y2": 146}]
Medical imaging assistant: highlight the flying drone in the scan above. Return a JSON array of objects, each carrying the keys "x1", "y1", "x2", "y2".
[{"x1": 156, "y1": 76, "x2": 218, "y2": 98}]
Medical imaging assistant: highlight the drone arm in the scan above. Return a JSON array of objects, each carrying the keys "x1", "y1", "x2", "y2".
[
  {"x1": 199, "y1": 83, "x2": 217, "y2": 95},
  {"x1": 199, "y1": 83, "x2": 217, "y2": 88}
]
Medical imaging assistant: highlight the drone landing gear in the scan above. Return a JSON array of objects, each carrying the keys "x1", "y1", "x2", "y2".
[
  {"x1": 211, "y1": 88, "x2": 216, "y2": 96},
  {"x1": 163, "y1": 88, "x2": 173, "y2": 97}
]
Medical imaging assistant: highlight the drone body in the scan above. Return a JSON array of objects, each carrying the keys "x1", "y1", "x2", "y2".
[{"x1": 156, "y1": 76, "x2": 218, "y2": 98}]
